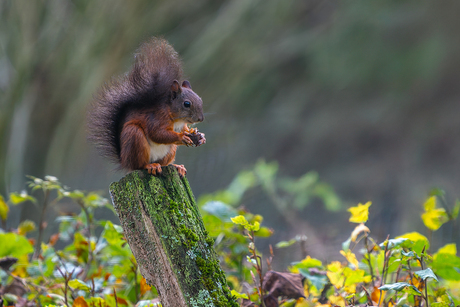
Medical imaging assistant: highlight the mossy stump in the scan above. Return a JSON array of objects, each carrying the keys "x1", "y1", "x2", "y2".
[{"x1": 109, "y1": 166, "x2": 238, "y2": 307}]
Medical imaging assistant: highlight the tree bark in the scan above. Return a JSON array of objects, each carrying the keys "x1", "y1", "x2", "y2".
[{"x1": 109, "y1": 166, "x2": 238, "y2": 307}]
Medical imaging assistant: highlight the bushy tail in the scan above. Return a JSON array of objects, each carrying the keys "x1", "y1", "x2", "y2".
[{"x1": 87, "y1": 37, "x2": 183, "y2": 163}]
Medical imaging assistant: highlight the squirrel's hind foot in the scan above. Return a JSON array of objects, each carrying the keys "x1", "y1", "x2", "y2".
[
  {"x1": 173, "y1": 164, "x2": 187, "y2": 177},
  {"x1": 145, "y1": 163, "x2": 162, "y2": 175}
]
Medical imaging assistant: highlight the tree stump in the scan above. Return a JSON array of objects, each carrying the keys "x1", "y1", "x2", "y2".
[{"x1": 109, "y1": 166, "x2": 238, "y2": 307}]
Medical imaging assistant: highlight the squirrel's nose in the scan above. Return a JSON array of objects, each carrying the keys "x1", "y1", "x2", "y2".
[{"x1": 197, "y1": 114, "x2": 204, "y2": 122}]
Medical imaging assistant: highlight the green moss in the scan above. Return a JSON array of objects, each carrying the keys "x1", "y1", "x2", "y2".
[
  {"x1": 206, "y1": 237, "x2": 215, "y2": 247},
  {"x1": 195, "y1": 256, "x2": 237, "y2": 306},
  {"x1": 111, "y1": 168, "x2": 238, "y2": 306},
  {"x1": 179, "y1": 224, "x2": 199, "y2": 249}
]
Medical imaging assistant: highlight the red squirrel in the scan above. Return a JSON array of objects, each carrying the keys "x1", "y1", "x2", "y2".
[{"x1": 88, "y1": 37, "x2": 206, "y2": 177}]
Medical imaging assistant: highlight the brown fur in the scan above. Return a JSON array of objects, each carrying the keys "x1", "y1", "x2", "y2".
[{"x1": 87, "y1": 37, "x2": 204, "y2": 175}]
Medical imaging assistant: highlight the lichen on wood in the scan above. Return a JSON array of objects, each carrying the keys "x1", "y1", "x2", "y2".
[{"x1": 109, "y1": 166, "x2": 238, "y2": 307}]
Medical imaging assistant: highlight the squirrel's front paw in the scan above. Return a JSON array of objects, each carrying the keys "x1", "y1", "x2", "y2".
[
  {"x1": 145, "y1": 163, "x2": 162, "y2": 175},
  {"x1": 186, "y1": 131, "x2": 206, "y2": 147},
  {"x1": 180, "y1": 134, "x2": 194, "y2": 147}
]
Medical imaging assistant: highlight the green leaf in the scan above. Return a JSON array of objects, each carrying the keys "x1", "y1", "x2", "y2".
[
  {"x1": 314, "y1": 183, "x2": 341, "y2": 211},
  {"x1": 9, "y1": 192, "x2": 36, "y2": 205},
  {"x1": 84, "y1": 193, "x2": 108, "y2": 208},
  {"x1": 230, "y1": 215, "x2": 248, "y2": 226},
  {"x1": 401, "y1": 250, "x2": 418, "y2": 259},
  {"x1": 0, "y1": 195, "x2": 9, "y2": 220},
  {"x1": 68, "y1": 279, "x2": 91, "y2": 291},
  {"x1": 249, "y1": 221, "x2": 260, "y2": 231},
  {"x1": 276, "y1": 239, "x2": 298, "y2": 248},
  {"x1": 0, "y1": 233, "x2": 34, "y2": 257},
  {"x1": 415, "y1": 268, "x2": 438, "y2": 282},
  {"x1": 379, "y1": 238, "x2": 408, "y2": 249},
  {"x1": 342, "y1": 237, "x2": 351, "y2": 252},
  {"x1": 226, "y1": 170, "x2": 257, "y2": 204},
  {"x1": 254, "y1": 159, "x2": 278, "y2": 189},
  {"x1": 292, "y1": 256, "x2": 323, "y2": 270},
  {"x1": 102, "y1": 221, "x2": 124, "y2": 245},
  {"x1": 201, "y1": 201, "x2": 238, "y2": 221},
  {"x1": 343, "y1": 268, "x2": 368, "y2": 286},
  {"x1": 396, "y1": 232, "x2": 430, "y2": 254},
  {"x1": 379, "y1": 282, "x2": 422, "y2": 295},
  {"x1": 429, "y1": 188, "x2": 445, "y2": 198},
  {"x1": 254, "y1": 226, "x2": 272, "y2": 237},
  {"x1": 230, "y1": 290, "x2": 248, "y2": 299},
  {"x1": 452, "y1": 200, "x2": 460, "y2": 219},
  {"x1": 298, "y1": 268, "x2": 328, "y2": 291},
  {"x1": 431, "y1": 253, "x2": 460, "y2": 281}
]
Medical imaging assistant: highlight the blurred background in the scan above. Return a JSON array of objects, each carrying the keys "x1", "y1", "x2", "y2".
[{"x1": 1, "y1": 1, "x2": 460, "y2": 267}]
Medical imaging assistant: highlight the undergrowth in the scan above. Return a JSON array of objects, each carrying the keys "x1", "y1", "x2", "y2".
[{"x1": 0, "y1": 161, "x2": 459, "y2": 307}]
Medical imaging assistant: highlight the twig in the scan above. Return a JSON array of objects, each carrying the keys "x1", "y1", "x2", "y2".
[
  {"x1": 249, "y1": 230, "x2": 265, "y2": 307},
  {"x1": 364, "y1": 235, "x2": 375, "y2": 288},
  {"x1": 77, "y1": 199, "x2": 95, "y2": 280},
  {"x1": 419, "y1": 246, "x2": 429, "y2": 307},
  {"x1": 378, "y1": 235, "x2": 390, "y2": 307},
  {"x1": 34, "y1": 189, "x2": 50, "y2": 259}
]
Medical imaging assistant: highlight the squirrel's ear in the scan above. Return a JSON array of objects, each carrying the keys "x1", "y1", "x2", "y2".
[
  {"x1": 182, "y1": 80, "x2": 192, "y2": 89},
  {"x1": 171, "y1": 80, "x2": 181, "y2": 93}
]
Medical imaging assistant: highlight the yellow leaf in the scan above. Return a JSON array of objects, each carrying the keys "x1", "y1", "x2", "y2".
[
  {"x1": 226, "y1": 275, "x2": 240, "y2": 290},
  {"x1": 327, "y1": 261, "x2": 342, "y2": 272},
  {"x1": 421, "y1": 196, "x2": 449, "y2": 231},
  {"x1": 424, "y1": 196, "x2": 436, "y2": 211},
  {"x1": 328, "y1": 295, "x2": 345, "y2": 307},
  {"x1": 11, "y1": 254, "x2": 29, "y2": 278},
  {"x1": 422, "y1": 208, "x2": 448, "y2": 231},
  {"x1": 340, "y1": 250, "x2": 359, "y2": 268},
  {"x1": 435, "y1": 243, "x2": 457, "y2": 255},
  {"x1": 396, "y1": 231, "x2": 428, "y2": 243},
  {"x1": 0, "y1": 195, "x2": 8, "y2": 220},
  {"x1": 348, "y1": 202, "x2": 371, "y2": 223},
  {"x1": 326, "y1": 261, "x2": 344, "y2": 288},
  {"x1": 343, "y1": 284, "x2": 356, "y2": 294},
  {"x1": 351, "y1": 223, "x2": 370, "y2": 242},
  {"x1": 18, "y1": 220, "x2": 36, "y2": 236},
  {"x1": 295, "y1": 297, "x2": 310, "y2": 307},
  {"x1": 140, "y1": 277, "x2": 152, "y2": 296}
]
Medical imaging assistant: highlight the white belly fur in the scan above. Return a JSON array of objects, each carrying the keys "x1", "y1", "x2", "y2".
[
  {"x1": 148, "y1": 121, "x2": 186, "y2": 163},
  {"x1": 148, "y1": 141, "x2": 172, "y2": 163}
]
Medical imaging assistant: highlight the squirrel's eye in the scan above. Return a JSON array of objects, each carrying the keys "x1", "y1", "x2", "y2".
[{"x1": 184, "y1": 101, "x2": 191, "y2": 108}]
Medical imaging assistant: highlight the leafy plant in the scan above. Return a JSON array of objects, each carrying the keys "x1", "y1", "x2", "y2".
[
  {"x1": 1, "y1": 169, "x2": 460, "y2": 307},
  {"x1": 0, "y1": 176, "x2": 157, "y2": 307}
]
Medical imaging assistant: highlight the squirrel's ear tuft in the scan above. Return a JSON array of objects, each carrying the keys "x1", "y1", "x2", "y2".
[
  {"x1": 171, "y1": 80, "x2": 181, "y2": 93},
  {"x1": 182, "y1": 80, "x2": 192, "y2": 89}
]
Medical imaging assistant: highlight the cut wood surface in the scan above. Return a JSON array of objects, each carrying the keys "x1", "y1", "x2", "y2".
[{"x1": 109, "y1": 166, "x2": 238, "y2": 307}]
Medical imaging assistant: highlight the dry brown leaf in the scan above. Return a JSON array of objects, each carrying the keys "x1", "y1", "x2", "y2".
[
  {"x1": 72, "y1": 296, "x2": 89, "y2": 307},
  {"x1": 262, "y1": 270, "x2": 305, "y2": 300}
]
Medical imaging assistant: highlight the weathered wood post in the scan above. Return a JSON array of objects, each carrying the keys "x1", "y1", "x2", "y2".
[{"x1": 109, "y1": 166, "x2": 238, "y2": 307}]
